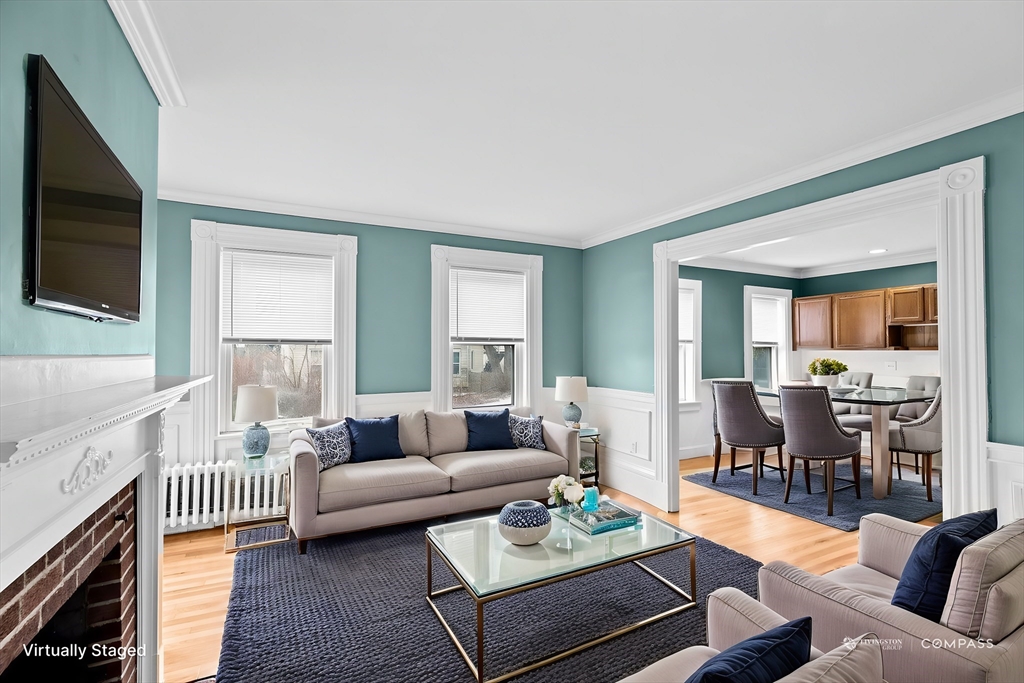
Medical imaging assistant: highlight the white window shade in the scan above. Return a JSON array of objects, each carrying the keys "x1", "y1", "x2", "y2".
[
  {"x1": 449, "y1": 268, "x2": 525, "y2": 342},
  {"x1": 752, "y1": 296, "x2": 783, "y2": 343},
  {"x1": 221, "y1": 249, "x2": 334, "y2": 343},
  {"x1": 678, "y1": 288, "x2": 695, "y2": 342}
]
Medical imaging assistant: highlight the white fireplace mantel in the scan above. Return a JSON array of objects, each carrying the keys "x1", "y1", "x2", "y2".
[{"x1": 0, "y1": 370, "x2": 210, "y2": 683}]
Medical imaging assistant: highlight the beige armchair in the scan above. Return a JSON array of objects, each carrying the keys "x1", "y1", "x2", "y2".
[
  {"x1": 620, "y1": 587, "x2": 884, "y2": 682},
  {"x1": 759, "y1": 514, "x2": 1024, "y2": 683}
]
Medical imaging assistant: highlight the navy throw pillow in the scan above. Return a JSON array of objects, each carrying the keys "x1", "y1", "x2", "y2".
[
  {"x1": 684, "y1": 617, "x2": 812, "y2": 683},
  {"x1": 892, "y1": 508, "x2": 998, "y2": 622},
  {"x1": 465, "y1": 409, "x2": 517, "y2": 451},
  {"x1": 344, "y1": 415, "x2": 405, "y2": 463}
]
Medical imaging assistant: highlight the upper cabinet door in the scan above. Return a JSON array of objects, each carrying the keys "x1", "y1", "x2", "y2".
[
  {"x1": 888, "y1": 286, "x2": 926, "y2": 323},
  {"x1": 793, "y1": 296, "x2": 832, "y2": 349},
  {"x1": 833, "y1": 289, "x2": 887, "y2": 349},
  {"x1": 924, "y1": 284, "x2": 938, "y2": 323}
]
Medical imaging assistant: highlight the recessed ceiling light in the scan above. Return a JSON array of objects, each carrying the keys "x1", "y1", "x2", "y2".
[{"x1": 869, "y1": 249, "x2": 888, "y2": 254}]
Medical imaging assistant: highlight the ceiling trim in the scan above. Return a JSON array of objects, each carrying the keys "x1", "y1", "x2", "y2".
[
  {"x1": 157, "y1": 187, "x2": 582, "y2": 249},
  {"x1": 798, "y1": 248, "x2": 937, "y2": 279},
  {"x1": 683, "y1": 256, "x2": 799, "y2": 279},
  {"x1": 582, "y1": 86, "x2": 1023, "y2": 249},
  {"x1": 107, "y1": 0, "x2": 187, "y2": 107}
]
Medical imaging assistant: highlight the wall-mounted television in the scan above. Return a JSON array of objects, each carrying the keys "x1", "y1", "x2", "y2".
[{"x1": 26, "y1": 54, "x2": 143, "y2": 323}]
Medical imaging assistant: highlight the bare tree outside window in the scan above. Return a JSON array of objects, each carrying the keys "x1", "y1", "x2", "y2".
[
  {"x1": 231, "y1": 343, "x2": 323, "y2": 421},
  {"x1": 452, "y1": 344, "x2": 514, "y2": 408}
]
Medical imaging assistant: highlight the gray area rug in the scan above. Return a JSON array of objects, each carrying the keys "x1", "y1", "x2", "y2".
[
  {"x1": 233, "y1": 523, "x2": 289, "y2": 549},
  {"x1": 216, "y1": 520, "x2": 762, "y2": 682},
  {"x1": 684, "y1": 462, "x2": 941, "y2": 531}
]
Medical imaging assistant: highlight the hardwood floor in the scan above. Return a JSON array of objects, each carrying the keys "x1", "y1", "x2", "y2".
[{"x1": 161, "y1": 453, "x2": 940, "y2": 682}]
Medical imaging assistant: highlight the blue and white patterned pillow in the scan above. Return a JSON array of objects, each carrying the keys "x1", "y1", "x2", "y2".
[
  {"x1": 509, "y1": 414, "x2": 546, "y2": 450},
  {"x1": 305, "y1": 421, "x2": 352, "y2": 471}
]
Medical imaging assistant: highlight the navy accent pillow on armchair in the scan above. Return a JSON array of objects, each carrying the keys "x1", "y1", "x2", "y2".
[
  {"x1": 465, "y1": 409, "x2": 517, "y2": 451},
  {"x1": 892, "y1": 508, "x2": 998, "y2": 622},
  {"x1": 344, "y1": 415, "x2": 405, "y2": 463},
  {"x1": 684, "y1": 617, "x2": 812, "y2": 683}
]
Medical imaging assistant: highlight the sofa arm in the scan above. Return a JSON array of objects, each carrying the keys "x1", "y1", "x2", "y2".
[
  {"x1": 858, "y1": 513, "x2": 929, "y2": 580},
  {"x1": 289, "y1": 438, "x2": 320, "y2": 539},
  {"x1": 759, "y1": 561, "x2": 1014, "y2": 683},
  {"x1": 706, "y1": 587, "x2": 826, "y2": 659},
  {"x1": 542, "y1": 420, "x2": 579, "y2": 480}
]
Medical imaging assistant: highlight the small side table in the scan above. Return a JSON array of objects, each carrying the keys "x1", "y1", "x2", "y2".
[
  {"x1": 577, "y1": 428, "x2": 600, "y2": 487},
  {"x1": 224, "y1": 448, "x2": 291, "y2": 552}
]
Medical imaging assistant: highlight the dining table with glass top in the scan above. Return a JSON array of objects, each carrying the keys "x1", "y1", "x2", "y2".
[{"x1": 757, "y1": 385, "x2": 938, "y2": 499}]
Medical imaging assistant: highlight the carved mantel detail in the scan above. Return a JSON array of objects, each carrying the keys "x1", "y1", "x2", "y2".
[{"x1": 61, "y1": 447, "x2": 114, "y2": 495}]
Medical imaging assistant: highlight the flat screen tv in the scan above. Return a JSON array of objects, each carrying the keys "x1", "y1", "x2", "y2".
[{"x1": 26, "y1": 54, "x2": 143, "y2": 323}]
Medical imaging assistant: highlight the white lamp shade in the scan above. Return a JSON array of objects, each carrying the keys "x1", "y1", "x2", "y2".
[
  {"x1": 235, "y1": 385, "x2": 279, "y2": 423},
  {"x1": 554, "y1": 376, "x2": 589, "y2": 403}
]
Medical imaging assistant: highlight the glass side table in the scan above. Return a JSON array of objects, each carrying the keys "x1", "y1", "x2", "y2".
[
  {"x1": 224, "y1": 448, "x2": 291, "y2": 552},
  {"x1": 577, "y1": 427, "x2": 600, "y2": 487}
]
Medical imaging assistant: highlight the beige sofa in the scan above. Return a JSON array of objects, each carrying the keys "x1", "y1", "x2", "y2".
[
  {"x1": 621, "y1": 587, "x2": 885, "y2": 682},
  {"x1": 288, "y1": 409, "x2": 579, "y2": 553},
  {"x1": 759, "y1": 514, "x2": 1024, "y2": 683}
]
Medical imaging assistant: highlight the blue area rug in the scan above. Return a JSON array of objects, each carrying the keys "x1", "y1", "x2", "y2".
[
  {"x1": 684, "y1": 462, "x2": 941, "y2": 531},
  {"x1": 233, "y1": 523, "x2": 288, "y2": 549},
  {"x1": 216, "y1": 519, "x2": 762, "y2": 682}
]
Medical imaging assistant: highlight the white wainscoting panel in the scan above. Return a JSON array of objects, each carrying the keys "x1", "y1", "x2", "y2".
[
  {"x1": 987, "y1": 442, "x2": 1024, "y2": 523},
  {"x1": 679, "y1": 382, "x2": 715, "y2": 460},
  {"x1": 163, "y1": 401, "x2": 192, "y2": 467}
]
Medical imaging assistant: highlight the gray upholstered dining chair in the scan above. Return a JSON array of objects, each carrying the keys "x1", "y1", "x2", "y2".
[
  {"x1": 892, "y1": 375, "x2": 941, "y2": 477},
  {"x1": 889, "y1": 386, "x2": 942, "y2": 501},
  {"x1": 779, "y1": 386, "x2": 862, "y2": 516},
  {"x1": 711, "y1": 381, "x2": 786, "y2": 495}
]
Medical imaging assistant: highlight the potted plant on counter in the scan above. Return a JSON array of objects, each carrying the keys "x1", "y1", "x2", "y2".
[{"x1": 808, "y1": 358, "x2": 848, "y2": 387}]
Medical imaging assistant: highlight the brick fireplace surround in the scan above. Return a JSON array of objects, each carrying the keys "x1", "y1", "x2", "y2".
[{"x1": 0, "y1": 481, "x2": 137, "y2": 681}]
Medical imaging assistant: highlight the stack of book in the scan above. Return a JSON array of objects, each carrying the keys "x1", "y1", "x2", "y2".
[{"x1": 568, "y1": 501, "x2": 639, "y2": 535}]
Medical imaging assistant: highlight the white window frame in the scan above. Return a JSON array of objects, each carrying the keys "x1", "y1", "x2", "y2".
[
  {"x1": 743, "y1": 285, "x2": 793, "y2": 391},
  {"x1": 678, "y1": 278, "x2": 702, "y2": 411},
  {"x1": 431, "y1": 245, "x2": 542, "y2": 413},
  {"x1": 190, "y1": 220, "x2": 357, "y2": 461}
]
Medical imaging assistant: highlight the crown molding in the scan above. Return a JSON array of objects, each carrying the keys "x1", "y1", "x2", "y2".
[
  {"x1": 158, "y1": 187, "x2": 582, "y2": 249},
  {"x1": 581, "y1": 87, "x2": 1023, "y2": 249},
  {"x1": 686, "y1": 248, "x2": 937, "y2": 280},
  {"x1": 107, "y1": 0, "x2": 187, "y2": 107},
  {"x1": 683, "y1": 256, "x2": 800, "y2": 279}
]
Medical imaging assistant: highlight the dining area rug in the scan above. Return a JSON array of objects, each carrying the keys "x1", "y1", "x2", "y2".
[
  {"x1": 215, "y1": 519, "x2": 763, "y2": 683},
  {"x1": 683, "y1": 462, "x2": 941, "y2": 531}
]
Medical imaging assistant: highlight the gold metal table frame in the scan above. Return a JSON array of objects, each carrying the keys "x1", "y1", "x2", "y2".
[{"x1": 425, "y1": 534, "x2": 697, "y2": 683}]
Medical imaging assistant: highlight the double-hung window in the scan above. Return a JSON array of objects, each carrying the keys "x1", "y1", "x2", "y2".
[
  {"x1": 220, "y1": 249, "x2": 334, "y2": 429},
  {"x1": 678, "y1": 278, "x2": 702, "y2": 403},
  {"x1": 747, "y1": 291, "x2": 790, "y2": 392}
]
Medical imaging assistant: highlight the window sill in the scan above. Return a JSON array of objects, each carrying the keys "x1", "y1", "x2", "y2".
[
  {"x1": 678, "y1": 401, "x2": 702, "y2": 413},
  {"x1": 216, "y1": 419, "x2": 312, "y2": 439}
]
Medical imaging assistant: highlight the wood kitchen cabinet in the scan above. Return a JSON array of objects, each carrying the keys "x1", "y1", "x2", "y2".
[
  {"x1": 888, "y1": 286, "x2": 926, "y2": 323},
  {"x1": 924, "y1": 284, "x2": 938, "y2": 323},
  {"x1": 793, "y1": 295, "x2": 832, "y2": 349},
  {"x1": 832, "y1": 289, "x2": 887, "y2": 349}
]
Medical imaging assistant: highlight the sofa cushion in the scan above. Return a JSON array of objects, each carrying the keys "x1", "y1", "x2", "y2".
[
  {"x1": 318, "y1": 456, "x2": 450, "y2": 512},
  {"x1": 979, "y1": 562, "x2": 1024, "y2": 642},
  {"x1": 823, "y1": 564, "x2": 899, "y2": 603},
  {"x1": 345, "y1": 416, "x2": 405, "y2": 463},
  {"x1": 891, "y1": 508, "x2": 998, "y2": 622},
  {"x1": 466, "y1": 408, "x2": 517, "y2": 451},
  {"x1": 684, "y1": 616, "x2": 812, "y2": 683},
  {"x1": 426, "y1": 411, "x2": 469, "y2": 457},
  {"x1": 398, "y1": 410, "x2": 429, "y2": 457},
  {"x1": 430, "y1": 449, "x2": 567, "y2": 492},
  {"x1": 941, "y1": 518, "x2": 1024, "y2": 638},
  {"x1": 775, "y1": 633, "x2": 884, "y2": 683},
  {"x1": 509, "y1": 414, "x2": 546, "y2": 450},
  {"x1": 620, "y1": 646, "x2": 719, "y2": 682},
  {"x1": 305, "y1": 421, "x2": 352, "y2": 471}
]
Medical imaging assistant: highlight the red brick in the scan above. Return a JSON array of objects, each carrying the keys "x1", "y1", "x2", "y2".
[
  {"x1": 0, "y1": 601, "x2": 20, "y2": 640},
  {"x1": 87, "y1": 600, "x2": 121, "y2": 625},
  {"x1": 88, "y1": 580, "x2": 121, "y2": 604},
  {"x1": 0, "y1": 614, "x2": 40, "y2": 672},
  {"x1": 23, "y1": 555, "x2": 46, "y2": 583},
  {"x1": 44, "y1": 539, "x2": 65, "y2": 566},
  {"x1": 37, "y1": 575, "x2": 78, "y2": 629},
  {"x1": 0, "y1": 575, "x2": 23, "y2": 607},
  {"x1": 65, "y1": 536, "x2": 91, "y2": 572},
  {"x1": 22, "y1": 561, "x2": 63, "y2": 609},
  {"x1": 89, "y1": 561, "x2": 121, "y2": 585},
  {"x1": 87, "y1": 618, "x2": 123, "y2": 645}
]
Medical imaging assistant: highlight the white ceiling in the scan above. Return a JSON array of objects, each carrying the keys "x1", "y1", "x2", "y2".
[
  {"x1": 149, "y1": 0, "x2": 1024, "y2": 248},
  {"x1": 690, "y1": 205, "x2": 937, "y2": 278}
]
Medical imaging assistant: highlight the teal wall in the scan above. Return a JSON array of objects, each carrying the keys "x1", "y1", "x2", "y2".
[
  {"x1": 585, "y1": 114, "x2": 1024, "y2": 446},
  {"x1": 0, "y1": 0, "x2": 158, "y2": 355},
  {"x1": 678, "y1": 266, "x2": 800, "y2": 379},
  {"x1": 156, "y1": 201, "x2": 584, "y2": 394},
  {"x1": 797, "y1": 262, "x2": 937, "y2": 297}
]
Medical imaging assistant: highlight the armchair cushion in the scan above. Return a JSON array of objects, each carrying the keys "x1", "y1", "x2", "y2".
[
  {"x1": 978, "y1": 562, "x2": 1024, "y2": 642},
  {"x1": 775, "y1": 633, "x2": 884, "y2": 683},
  {"x1": 891, "y1": 509, "x2": 998, "y2": 622},
  {"x1": 684, "y1": 616, "x2": 812, "y2": 683},
  {"x1": 941, "y1": 518, "x2": 1024, "y2": 638},
  {"x1": 822, "y1": 564, "x2": 898, "y2": 603}
]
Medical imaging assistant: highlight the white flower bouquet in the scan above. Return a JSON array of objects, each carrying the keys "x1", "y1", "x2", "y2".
[{"x1": 548, "y1": 475, "x2": 585, "y2": 508}]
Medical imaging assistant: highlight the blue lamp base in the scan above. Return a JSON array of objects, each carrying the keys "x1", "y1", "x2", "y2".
[
  {"x1": 242, "y1": 422, "x2": 270, "y2": 458},
  {"x1": 561, "y1": 402, "x2": 582, "y2": 425}
]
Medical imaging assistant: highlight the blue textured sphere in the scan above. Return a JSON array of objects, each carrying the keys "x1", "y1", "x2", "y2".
[
  {"x1": 498, "y1": 500, "x2": 552, "y2": 545},
  {"x1": 242, "y1": 423, "x2": 271, "y2": 458},
  {"x1": 562, "y1": 402, "x2": 582, "y2": 424}
]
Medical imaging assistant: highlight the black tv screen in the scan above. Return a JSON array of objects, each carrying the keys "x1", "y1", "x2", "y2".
[{"x1": 27, "y1": 55, "x2": 143, "y2": 323}]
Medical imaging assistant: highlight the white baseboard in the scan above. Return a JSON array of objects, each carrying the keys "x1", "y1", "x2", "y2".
[{"x1": 680, "y1": 444, "x2": 714, "y2": 460}]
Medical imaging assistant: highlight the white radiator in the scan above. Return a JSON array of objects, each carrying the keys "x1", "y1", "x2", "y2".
[{"x1": 162, "y1": 461, "x2": 288, "y2": 532}]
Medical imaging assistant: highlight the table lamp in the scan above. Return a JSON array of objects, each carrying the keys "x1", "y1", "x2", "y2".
[
  {"x1": 555, "y1": 376, "x2": 588, "y2": 428},
  {"x1": 235, "y1": 385, "x2": 278, "y2": 458}
]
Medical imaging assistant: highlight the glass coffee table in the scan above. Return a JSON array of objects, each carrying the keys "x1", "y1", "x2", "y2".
[{"x1": 425, "y1": 509, "x2": 696, "y2": 683}]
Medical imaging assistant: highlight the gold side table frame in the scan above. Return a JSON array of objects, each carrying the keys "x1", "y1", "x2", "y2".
[{"x1": 425, "y1": 534, "x2": 697, "y2": 683}]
